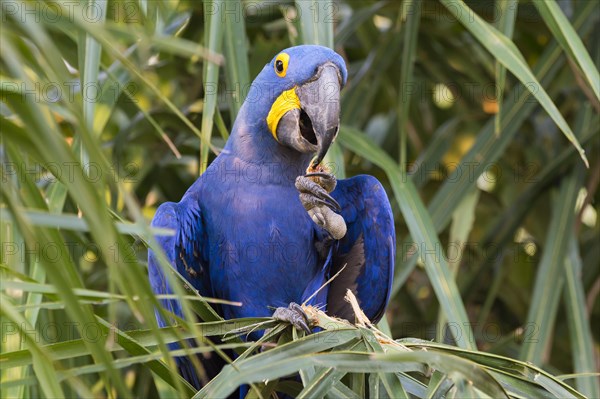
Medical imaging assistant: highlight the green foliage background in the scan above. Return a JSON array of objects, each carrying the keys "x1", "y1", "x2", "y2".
[{"x1": 1, "y1": 0, "x2": 598, "y2": 398}]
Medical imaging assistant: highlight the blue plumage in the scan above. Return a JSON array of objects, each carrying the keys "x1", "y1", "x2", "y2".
[{"x1": 148, "y1": 45, "x2": 395, "y2": 389}]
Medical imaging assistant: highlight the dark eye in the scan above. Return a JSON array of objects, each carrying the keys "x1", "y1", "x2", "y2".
[
  {"x1": 274, "y1": 53, "x2": 289, "y2": 77},
  {"x1": 275, "y1": 60, "x2": 284, "y2": 73}
]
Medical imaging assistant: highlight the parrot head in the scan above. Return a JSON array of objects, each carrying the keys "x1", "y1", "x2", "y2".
[{"x1": 240, "y1": 45, "x2": 347, "y2": 168}]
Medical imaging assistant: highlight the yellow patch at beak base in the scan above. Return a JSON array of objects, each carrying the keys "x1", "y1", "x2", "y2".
[{"x1": 266, "y1": 87, "x2": 301, "y2": 141}]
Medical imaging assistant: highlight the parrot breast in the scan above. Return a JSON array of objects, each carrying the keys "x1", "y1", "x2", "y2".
[{"x1": 198, "y1": 156, "x2": 321, "y2": 320}]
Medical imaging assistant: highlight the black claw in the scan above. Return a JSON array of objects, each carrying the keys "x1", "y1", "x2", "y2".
[
  {"x1": 296, "y1": 176, "x2": 341, "y2": 212},
  {"x1": 296, "y1": 319, "x2": 311, "y2": 335},
  {"x1": 272, "y1": 302, "x2": 311, "y2": 334},
  {"x1": 300, "y1": 193, "x2": 338, "y2": 213},
  {"x1": 319, "y1": 192, "x2": 341, "y2": 212},
  {"x1": 289, "y1": 302, "x2": 308, "y2": 318}
]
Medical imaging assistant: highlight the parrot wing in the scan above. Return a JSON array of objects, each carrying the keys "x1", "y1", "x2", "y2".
[
  {"x1": 148, "y1": 193, "x2": 218, "y2": 389},
  {"x1": 328, "y1": 175, "x2": 395, "y2": 324},
  {"x1": 148, "y1": 194, "x2": 210, "y2": 322}
]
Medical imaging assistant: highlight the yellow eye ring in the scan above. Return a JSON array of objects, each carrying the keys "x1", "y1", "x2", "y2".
[{"x1": 274, "y1": 53, "x2": 289, "y2": 77}]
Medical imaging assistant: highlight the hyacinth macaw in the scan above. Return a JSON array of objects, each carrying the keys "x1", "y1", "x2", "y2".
[{"x1": 148, "y1": 45, "x2": 395, "y2": 389}]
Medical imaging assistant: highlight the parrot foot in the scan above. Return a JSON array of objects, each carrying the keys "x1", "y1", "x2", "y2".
[
  {"x1": 272, "y1": 302, "x2": 311, "y2": 334},
  {"x1": 296, "y1": 173, "x2": 347, "y2": 240}
]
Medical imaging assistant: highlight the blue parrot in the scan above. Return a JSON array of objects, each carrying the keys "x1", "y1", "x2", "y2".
[{"x1": 148, "y1": 45, "x2": 395, "y2": 389}]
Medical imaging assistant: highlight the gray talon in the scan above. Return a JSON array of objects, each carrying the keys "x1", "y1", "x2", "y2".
[
  {"x1": 296, "y1": 174, "x2": 347, "y2": 239},
  {"x1": 295, "y1": 176, "x2": 341, "y2": 212},
  {"x1": 299, "y1": 192, "x2": 335, "y2": 212},
  {"x1": 289, "y1": 302, "x2": 305, "y2": 316},
  {"x1": 273, "y1": 302, "x2": 311, "y2": 334}
]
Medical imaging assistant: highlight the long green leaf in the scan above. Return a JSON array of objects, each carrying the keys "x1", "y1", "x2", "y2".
[
  {"x1": 2, "y1": 342, "x2": 251, "y2": 389},
  {"x1": 439, "y1": 0, "x2": 588, "y2": 167},
  {"x1": 94, "y1": 317, "x2": 196, "y2": 396},
  {"x1": 398, "y1": 0, "x2": 420, "y2": 169},
  {"x1": 200, "y1": 0, "x2": 224, "y2": 174},
  {"x1": 519, "y1": 110, "x2": 587, "y2": 364},
  {"x1": 533, "y1": 0, "x2": 600, "y2": 101},
  {"x1": 1, "y1": 18, "x2": 181, "y2": 396},
  {"x1": 2, "y1": 142, "x2": 48, "y2": 399},
  {"x1": 480, "y1": 123, "x2": 597, "y2": 249},
  {"x1": 391, "y1": 0, "x2": 598, "y2": 298},
  {"x1": 295, "y1": 0, "x2": 334, "y2": 47},
  {"x1": 339, "y1": 126, "x2": 475, "y2": 350},
  {"x1": 197, "y1": 329, "x2": 361, "y2": 398},
  {"x1": 335, "y1": 2, "x2": 386, "y2": 46},
  {"x1": 361, "y1": 328, "x2": 408, "y2": 399},
  {"x1": 79, "y1": 0, "x2": 107, "y2": 174},
  {"x1": 198, "y1": 349, "x2": 506, "y2": 399},
  {"x1": 401, "y1": 339, "x2": 584, "y2": 399},
  {"x1": 223, "y1": 3, "x2": 251, "y2": 121},
  {"x1": 0, "y1": 208, "x2": 173, "y2": 238},
  {"x1": 563, "y1": 238, "x2": 600, "y2": 397},
  {"x1": 45, "y1": 4, "x2": 219, "y2": 153},
  {"x1": 0, "y1": 318, "x2": 271, "y2": 370},
  {"x1": 436, "y1": 187, "x2": 480, "y2": 342},
  {"x1": 494, "y1": 0, "x2": 518, "y2": 135},
  {"x1": 1, "y1": 295, "x2": 65, "y2": 399},
  {"x1": 297, "y1": 365, "x2": 345, "y2": 398}
]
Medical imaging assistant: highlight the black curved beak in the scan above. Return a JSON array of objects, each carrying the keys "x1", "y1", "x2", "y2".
[{"x1": 295, "y1": 63, "x2": 341, "y2": 167}]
